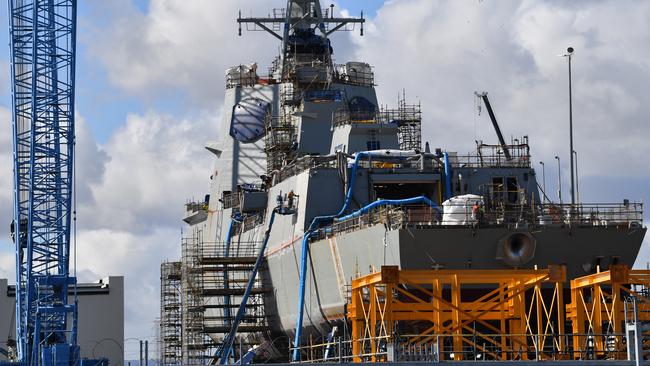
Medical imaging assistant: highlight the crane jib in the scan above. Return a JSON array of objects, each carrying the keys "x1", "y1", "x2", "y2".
[{"x1": 8, "y1": 0, "x2": 79, "y2": 365}]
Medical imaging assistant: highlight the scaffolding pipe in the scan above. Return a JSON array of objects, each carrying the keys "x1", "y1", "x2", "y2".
[
  {"x1": 214, "y1": 207, "x2": 280, "y2": 365},
  {"x1": 223, "y1": 214, "x2": 243, "y2": 327}
]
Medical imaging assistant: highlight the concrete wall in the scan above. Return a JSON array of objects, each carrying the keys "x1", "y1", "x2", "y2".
[{"x1": 0, "y1": 276, "x2": 124, "y2": 366}]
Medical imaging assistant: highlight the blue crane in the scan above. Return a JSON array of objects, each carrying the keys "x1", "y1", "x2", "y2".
[{"x1": 8, "y1": 1, "x2": 80, "y2": 365}]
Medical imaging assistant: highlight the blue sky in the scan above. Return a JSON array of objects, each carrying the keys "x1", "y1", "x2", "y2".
[{"x1": 1, "y1": 0, "x2": 649, "y2": 361}]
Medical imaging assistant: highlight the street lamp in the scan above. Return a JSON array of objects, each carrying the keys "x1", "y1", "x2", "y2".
[
  {"x1": 562, "y1": 46, "x2": 576, "y2": 205},
  {"x1": 555, "y1": 156, "x2": 562, "y2": 205},
  {"x1": 573, "y1": 150, "x2": 580, "y2": 205},
  {"x1": 539, "y1": 161, "x2": 546, "y2": 203}
]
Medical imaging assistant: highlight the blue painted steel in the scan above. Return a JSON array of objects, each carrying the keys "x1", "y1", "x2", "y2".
[
  {"x1": 215, "y1": 208, "x2": 280, "y2": 364},
  {"x1": 234, "y1": 348, "x2": 256, "y2": 365},
  {"x1": 8, "y1": 1, "x2": 79, "y2": 365},
  {"x1": 443, "y1": 152, "x2": 453, "y2": 200},
  {"x1": 222, "y1": 214, "x2": 243, "y2": 327},
  {"x1": 303, "y1": 89, "x2": 343, "y2": 102}
]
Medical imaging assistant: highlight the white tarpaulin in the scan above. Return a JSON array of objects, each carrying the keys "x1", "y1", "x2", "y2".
[{"x1": 441, "y1": 194, "x2": 483, "y2": 225}]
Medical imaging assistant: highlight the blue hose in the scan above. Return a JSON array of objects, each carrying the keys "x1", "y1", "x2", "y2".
[
  {"x1": 292, "y1": 153, "x2": 369, "y2": 361},
  {"x1": 223, "y1": 214, "x2": 243, "y2": 327},
  {"x1": 443, "y1": 152, "x2": 452, "y2": 200},
  {"x1": 292, "y1": 152, "x2": 439, "y2": 361},
  {"x1": 215, "y1": 208, "x2": 279, "y2": 365},
  {"x1": 336, "y1": 196, "x2": 441, "y2": 222}
]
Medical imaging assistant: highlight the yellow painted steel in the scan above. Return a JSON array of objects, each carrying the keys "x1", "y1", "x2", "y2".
[
  {"x1": 348, "y1": 265, "x2": 566, "y2": 362},
  {"x1": 345, "y1": 265, "x2": 650, "y2": 362},
  {"x1": 566, "y1": 265, "x2": 650, "y2": 360}
]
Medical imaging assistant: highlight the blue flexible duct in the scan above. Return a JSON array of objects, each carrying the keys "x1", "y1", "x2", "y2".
[
  {"x1": 443, "y1": 152, "x2": 452, "y2": 200},
  {"x1": 215, "y1": 208, "x2": 279, "y2": 365},
  {"x1": 335, "y1": 196, "x2": 441, "y2": 222},
  {"x1": 292, "y1": 152, "x2": 368, "y2": 361},
  {"x1": 292, "y1": 151, "x2": 438, "y2": 361},
  {"x1": 223, "y1": 214, "x2": 243, "y2": 327}
]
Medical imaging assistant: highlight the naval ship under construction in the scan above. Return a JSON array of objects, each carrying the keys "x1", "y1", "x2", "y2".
[{"x1": 159, "y1": 1, "x2": 646, "y2": 364}]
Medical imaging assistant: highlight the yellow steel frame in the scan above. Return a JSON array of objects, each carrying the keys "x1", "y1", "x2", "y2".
[
  {"x1": 348, "y1": 265, "x2": 566, "y2": 362},
  {"x1": 567, "y1": 265, "x2": 650, "y2": 360}
]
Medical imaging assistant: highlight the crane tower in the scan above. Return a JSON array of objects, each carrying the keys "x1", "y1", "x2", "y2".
[{"x1": 8, "y1": 0, "x2": 80, "y2": 365}]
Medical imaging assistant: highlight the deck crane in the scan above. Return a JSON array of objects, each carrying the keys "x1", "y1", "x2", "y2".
[
  {"x1": 8, "y1": 1, "x2": 80, "y2": 365},
  {"x1": 475, "y1": 91, "x2": 512, "y2": 160}
]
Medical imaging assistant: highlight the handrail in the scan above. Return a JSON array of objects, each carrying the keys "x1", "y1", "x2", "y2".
[{"x1": 312, "y1": 201, "x2": 643, "y2": 239}]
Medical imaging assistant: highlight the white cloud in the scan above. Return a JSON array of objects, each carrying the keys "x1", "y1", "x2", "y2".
[
  {"x1": 79, "y1": 111, "x2": 216, "y2": 234},
  {"x1": 0, "y1": 106, "x2": 12, "y2": 241},
  {"x1": 353, "y1": 0, "x2": 650, "y2": 179},
  {"x1": 71, "y1": 109, "x2": 218, "y2": 345},
  {"x1": 89, "y1": 0, "x2": 279, "y2": 105},
  {"x1": 0, "y1": 106, "x2": 216, "y2": 342},
  {"x1": 75, "y1": 226, "x2": 181, "y2": 343}
]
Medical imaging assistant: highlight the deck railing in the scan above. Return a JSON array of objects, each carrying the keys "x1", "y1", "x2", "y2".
[
  {"x1": 313, "y1": 201, "x2": 643, "y2": 240},
  {"x1": 289, "y1": 333, "x2": 630, "y2": 363}
]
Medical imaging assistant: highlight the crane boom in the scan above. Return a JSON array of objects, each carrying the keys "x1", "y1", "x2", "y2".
[
  {"x1": 476, "y1": 91, "x2": 512, "y2": 160},
  {"x1": 8, "y1": 0, "x2": 79, "y2": 365}
]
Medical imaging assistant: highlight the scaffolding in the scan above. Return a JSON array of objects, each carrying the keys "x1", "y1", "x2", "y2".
[
  {"x1": 567, "y1": 265, "x2": 650, "y2": 360},
  {"x1": 345, "y1": 266, "x2": 566, "y2": 362},
  {"x1": 264, "y1": 115, "x2": 296, "y2": 174},
  {"x1": 330, "y1": 95, "x2": 422, "y2": 151},
  {"x1": 199, "y1": 223, "x2": 272, "y2": 362},
  {"x1": 290, "y1": 265, "x2": 650, "y2": 363},
  {"x1": 181, "y1": 230, "x2": 212, "y2": 365},
  {"x1": 377, "y1": 97, "x2": 422, "y2": 151},
  {"x1": 160, "y1": 261, "x2": 182, "y2": 366}
]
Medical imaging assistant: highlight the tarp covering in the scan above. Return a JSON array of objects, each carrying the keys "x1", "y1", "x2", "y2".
[{"x1": 441, "y1": 194, "x2": 483, "y2": 226}]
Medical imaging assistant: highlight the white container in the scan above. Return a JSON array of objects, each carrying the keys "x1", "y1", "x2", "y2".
[{"x1": 441, "y1": 194, "x2": 483, "y2": 226}]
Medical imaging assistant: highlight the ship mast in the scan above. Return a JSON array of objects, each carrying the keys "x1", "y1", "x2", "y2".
[{"x1": 237, "y1": 0, "x2": 364, "y2": 78}]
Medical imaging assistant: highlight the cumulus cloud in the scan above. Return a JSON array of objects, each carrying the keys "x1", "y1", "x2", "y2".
[
  {"x1": 353, "y1": 0, "x2": 650, "y2": 179},
  {"x1": 75, "y1": 226, "x2": 182, "y2": 343},
  {"x1": 69, "y1": 109, "x2": 218, "y2": 345},
  {"x1": 0, "y1": 106, "x2": 12, "y2": 241},
  {"x1": 88, "y1": 0, "x2": 359, "y2": 107},
  {"x1": 0, "y1": 106, "x2": 216, "y2": 338},
  {"x1": 78, "y1": 111, "x2": 217, "y2": 234},
  {"x1": 88, "y1": 0, "x2": 279, "y2": 105}
]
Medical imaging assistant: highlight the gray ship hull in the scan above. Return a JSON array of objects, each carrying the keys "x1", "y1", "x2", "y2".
[{"x1": 262, "y1": 223, "x2": 646, "y2": 337}]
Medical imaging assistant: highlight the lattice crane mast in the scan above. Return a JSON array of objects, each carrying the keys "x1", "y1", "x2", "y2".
[{"x1": 8, "y1": 0, "x2": 80, "y2": 365}]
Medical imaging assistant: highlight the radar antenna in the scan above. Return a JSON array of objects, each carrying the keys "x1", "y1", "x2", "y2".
[{"x1": 238, "y1": 1, "x2": 364, "y2": 78}]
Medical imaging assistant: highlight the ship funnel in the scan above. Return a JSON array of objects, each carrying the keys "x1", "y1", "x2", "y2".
[{"x1": 496, "y1": 232, "x2": 536, "y2": 267}]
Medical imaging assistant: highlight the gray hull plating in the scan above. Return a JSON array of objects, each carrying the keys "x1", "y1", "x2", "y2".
[{"x1": 262, "y1": 224, "x2": 646, "y2": 336}]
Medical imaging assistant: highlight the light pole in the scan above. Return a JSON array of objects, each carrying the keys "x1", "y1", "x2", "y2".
[
  {"x1": 562, "y1": 47, "x2": 576, "y2": 205},
  {"x1": 539, "y1": 161, "x2": 546, "y2": 203},
  {"x1": 555, "y1": 156, "x2": 562, "y2": 205},
  {"x1": 573, "y1": 150, "x2": 580, "y2": 205}
]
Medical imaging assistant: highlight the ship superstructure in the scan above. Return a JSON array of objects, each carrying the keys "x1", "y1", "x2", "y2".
[{"x1": 159, "y1": 1, "x2": 646, "y2": 364}]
